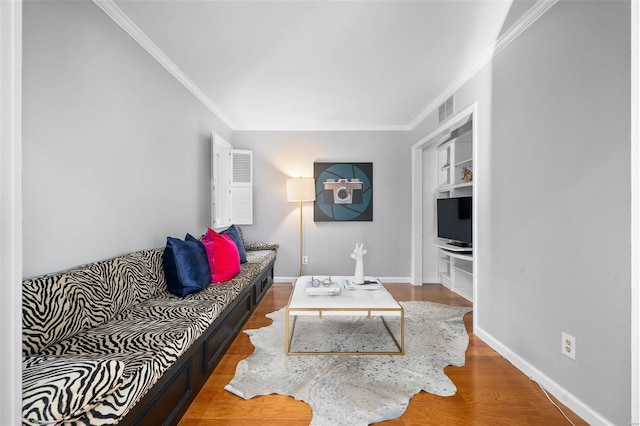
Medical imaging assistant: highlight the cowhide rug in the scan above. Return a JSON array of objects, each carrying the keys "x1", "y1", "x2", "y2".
[{"x1": 225, "y1": 301, "x2": 472, "y2": 426}]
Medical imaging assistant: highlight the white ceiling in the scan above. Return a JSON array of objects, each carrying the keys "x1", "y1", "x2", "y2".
[{"x1": 112, "y1": 0, "x2": 540, "y2": 130}]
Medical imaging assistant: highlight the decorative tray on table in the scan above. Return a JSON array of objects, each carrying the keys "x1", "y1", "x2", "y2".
[
  {"x1": 305, "y1": 277, "x2": 341, "y2": 296},
  {"x1": 343, "y1": 277, "x2": 382, "y2": 290}
]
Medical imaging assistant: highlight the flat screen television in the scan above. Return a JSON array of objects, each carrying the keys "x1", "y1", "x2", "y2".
[{"x1": 436, "y1": 196, "x2": 472, "y2": 247}]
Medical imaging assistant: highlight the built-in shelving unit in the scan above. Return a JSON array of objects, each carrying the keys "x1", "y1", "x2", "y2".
[
  {"x1": 434, "y1": 241, "x2": 473, "y2": 301},
  {"x1": 434, "y1": 120, "x2": 474, "y2": 302},
  {"x1": 436, "y1": 123, "x2": 473, "y2": 197}
]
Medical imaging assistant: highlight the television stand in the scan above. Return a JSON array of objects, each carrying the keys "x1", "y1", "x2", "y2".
[
  {"x1": 447, "y1": 241, "x2": 471, "y2": 248},
  {"x1": 433, "y1": 240, "x2": 473, "y2": 302},
  {"x1": 434, "y1": 240, "x2": 473, "y2": 253}
]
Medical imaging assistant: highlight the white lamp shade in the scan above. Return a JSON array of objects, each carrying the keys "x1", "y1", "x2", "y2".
[{"x1": 287, "y1": 177, "x2": 316, "y2": 202}]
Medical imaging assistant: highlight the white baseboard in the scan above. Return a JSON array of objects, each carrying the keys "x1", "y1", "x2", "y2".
[
  {"x1": 475, "y1": 326, "x2": 613, "y2": 426},
  {"x1": 378, "y1": 277, "x2": 411, "y2": 283}
]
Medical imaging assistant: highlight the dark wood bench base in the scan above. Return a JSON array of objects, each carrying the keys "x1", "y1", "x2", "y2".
[{"x1": 120, "y1": 260, "x2": 275, "y2": 425}]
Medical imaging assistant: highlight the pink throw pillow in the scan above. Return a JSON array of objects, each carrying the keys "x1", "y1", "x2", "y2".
[
  {"x1": 199, "y1": 237, "x2": 216, "y2": 282},
  {"x1": 203, "y1": 228, "x2": 241, "y2": 283}
]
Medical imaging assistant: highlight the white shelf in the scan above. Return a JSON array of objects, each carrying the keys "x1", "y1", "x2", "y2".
[
  {"x1": 438, "y1": 183, "x2": 472, "y2": 192},
  {"x1": 455, "y1": 265, "x2": 473, "y2": 276},
  {"x1": 448, "y1": 251, "x2": 473, "y2": 262},
  {"x1": 451, "y1": 182, "x2": 472, "y2": 189},
  {"x1": 434, "y1": 124, "x2": 473, "y2": 303},
  {"x1": 434, "y1": 241, "x2": 473, "y2": 255},
  {"x1": 435, "y1": 248, "x2": 473, "y2": 301}
]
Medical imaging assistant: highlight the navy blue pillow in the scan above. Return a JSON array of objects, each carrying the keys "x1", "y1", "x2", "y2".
[
  {"x1": 222, "y1": 224, "x2": 247, "y2": 264},
  {"x1": 162, "y1": 235, "x2": 211, "y2": 297}
]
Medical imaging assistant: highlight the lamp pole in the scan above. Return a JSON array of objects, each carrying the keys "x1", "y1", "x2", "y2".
[
  {"x1": 287, "y1": 177, "x2": 316, "y2": 277},
  {"x1": 298, "y1": 200, "x2": 304, "y2": 276}
]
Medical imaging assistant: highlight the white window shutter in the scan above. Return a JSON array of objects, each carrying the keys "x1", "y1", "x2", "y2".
[
  {"x1": 230, "y1": 149, "x2": 253, "y2": 225},
  {"x1": 212, "y1": 134, "x2": 232, "y2": 228}
]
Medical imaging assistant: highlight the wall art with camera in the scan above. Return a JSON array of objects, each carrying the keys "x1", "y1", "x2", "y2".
[{"x1": 313, "y1": 162, "x2": 373, "y2": 222}]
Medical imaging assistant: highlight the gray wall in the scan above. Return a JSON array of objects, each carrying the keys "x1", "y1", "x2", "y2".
[
  {"x1": 412, "y1": 1, "x2": 631, "y2": 424},
  {"x1": 233, "y1": 131, "x2": 413, "y2": 279},
  {"x1": 22, "y1": 0, "x2": 232, "y2": 277}
]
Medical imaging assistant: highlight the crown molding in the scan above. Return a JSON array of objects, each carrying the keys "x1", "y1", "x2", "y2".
[
  {"x1": 408, "y1": 0, "x2": 558, "y2": 130},
  {"x1": 92, "y1": 0, "x2": 236, "y2": 130},
  {"x1": 237, "y1": 123, "x2": 412, "y2": 132},
  {"x1": 94, "y1": 0, "x2": 556, "y2": 133}
]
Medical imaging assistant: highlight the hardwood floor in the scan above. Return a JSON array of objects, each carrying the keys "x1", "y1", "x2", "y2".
[{"x1": 178, "y1": 282, "x2": 587, "y2": 426}]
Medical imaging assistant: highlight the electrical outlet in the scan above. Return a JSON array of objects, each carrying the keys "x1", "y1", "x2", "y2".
[
  {"x1": 302, "y1": 256, "x2": 309, "y2": 265},
  {"x1": 562, "y1": 332, "x2": 576, "y2": 360}
]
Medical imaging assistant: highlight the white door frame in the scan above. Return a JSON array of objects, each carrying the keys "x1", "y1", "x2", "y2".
[
  {"x1": 410, "y1": 103, "x2": 477, "y2": 333},
  {"x1": 631, "y1": 0, "x2": 639, "y2": 422},
  {"x1": 0, "y1": 0, "x2": 23, "y2": 423}
]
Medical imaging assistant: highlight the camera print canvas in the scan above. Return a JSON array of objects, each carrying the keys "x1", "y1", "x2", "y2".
[{"x1": 313, "y1": 162, "x2": 373, "y2": 222}]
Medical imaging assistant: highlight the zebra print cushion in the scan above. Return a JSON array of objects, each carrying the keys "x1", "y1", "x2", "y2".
[
  {"x1": 22, "y1": 249, "x2": 165, "y2": 358},
  {"x1": 243, "y1": 242, "x2": 279, "y2": 252},
  {"x1": 22, "y1": 357, "x2": 126, "y2": 425},
  {"x1": 234, "y1": 225, "x2": 280, "y2": 253},
  {"x1": 22, "y1": 245, "x2": 277, "y2": 425}
]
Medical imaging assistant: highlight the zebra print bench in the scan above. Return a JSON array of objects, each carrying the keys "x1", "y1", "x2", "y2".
[{"x1": 22, "y1": 241, "x2": 277, "y2": 425}]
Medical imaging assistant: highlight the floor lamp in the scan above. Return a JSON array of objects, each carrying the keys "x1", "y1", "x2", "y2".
[{"x1": 287, "y1": 177, "x2": 316, "y2": 276}]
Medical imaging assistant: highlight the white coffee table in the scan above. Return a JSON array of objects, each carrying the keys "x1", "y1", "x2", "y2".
[{"x1": 286, "y1": 276, "x2": 404, "y2": 355}]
